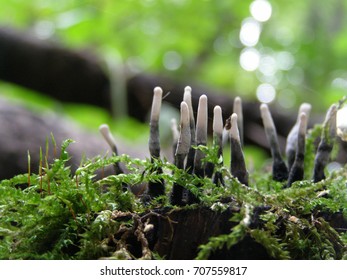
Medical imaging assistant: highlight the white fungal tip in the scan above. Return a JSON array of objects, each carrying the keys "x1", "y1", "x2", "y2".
[
  {"x1": 299, "y1": 112, "x2": 307, "y2": 134},
  {"x1": 176, "y1": 102, "x2": 191, "y2": 155},
  {"x1": 151, "y1": 86, "x2": 163, "y2": 121},
  {"x1": 213, "y1": 106, "x2": 223, "y2": 135},
  {"x1": 180, "y1": 102, "x2": 190, "y2": 127},
  {"x1": 99, "y1": 123, "x2": 110, "y2": 135},
  {"x1": 260, "y1": 103, "x2": 268, "y2": 113},
  {"x1": 260, "y1": 103, "x2": 274, "y2": 129},
  {"x1": 183, "y1": 87, "x2": 192, "y2": 101},
  {"x1": 199, "y1": 94, "x2": 208, "y2": 105},
  {"x1": 234, "y1": 96, "x2": 242, "y2": 107},
  {"x1": 153, "y1": 86, "x2": 163, "y2": 96},
  {"x1": 231, "y1": 113, "x2": 238, "y2": 123},
  {"x1": 184, "y1": 86, "x2": 192, "y2": 93},
  {"x1": 183, "y1": 87, "x2": 194, "y2": 121},
  {"x1": 299, "y1": 103, "x2": 312, "y2": 115},
  {"x1": 99, "y1": 124, "x2": 117, "y2": 150},
  {"x1": 230, "y1": 113, "x2": 241, "y2": 141},
  {"x1": 233, "y1": 97, "x2": 243, "y2": 122},
  {"x1": 196, "y1": 95, "x2": 208, "y2": 143}
]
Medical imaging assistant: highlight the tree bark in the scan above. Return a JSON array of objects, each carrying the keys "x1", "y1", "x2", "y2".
[{"x1": 112, "y1": 206, "x2": 347, "y2": 259}]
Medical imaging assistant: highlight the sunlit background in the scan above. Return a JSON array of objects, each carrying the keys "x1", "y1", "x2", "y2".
[{"x1": 0, "y1": 0, "x2": 346, "y2": 112}]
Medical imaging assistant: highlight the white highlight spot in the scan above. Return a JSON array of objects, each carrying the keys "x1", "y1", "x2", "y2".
[
  {"x1": 239, "y1": 18, "x2": 261, "y2": 47},
  {"x1": 163, "y1": 51, "x2": 182, "y2": 71},
  {"x1": 250, "y1": 0, "x2": 272, "y2": 22},
  {"x1": 276, "y1": 51, "x2": 295, "y2": 71},
  {"x1": 332, "y1": 77, "x2": 347, "y2": 89},
  {"x1": 259, "y1": 55, "x2": 277, "y2": 76},
  {"x1": 240, "y1": 48, "x2": 260, "y2": 71},
  {"x1": 256, "y1": 83, "x2": 276, "y2": 103}
]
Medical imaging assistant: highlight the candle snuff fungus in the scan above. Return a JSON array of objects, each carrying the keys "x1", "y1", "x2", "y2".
[
  {"x1": 2, "y1": 87, "x2": 347, "y2": 260},
  {"x1": 99, "y1": 124, "x2": 124, "y2": 175},
  {"x1": 183, "y1": 86, "x2": 196, "y2": 174},
  {"x1": 98, "y1": 88, "x2": 346, "y2": 204},
  {"x1": 229, "y1": 113, "x2": 249, "y2": 186},
  {"x1": 260, "y1": 103, "x2": 288, "y2": 182},
  {"x1": 194, "y1": 94, "x2": 208, "y2": 178},
  {"x1": 287, "y1": 112, "x2": 307, "y2": 187},
  {"x1": 313, "y1": 104, "x2": 337, "y2": 182},
  {"x1": 285, "y1": 103, "x2": 311, "y2": 171},
  {"x1": 233, "y1": 97, "x2": 244, "y2": 146}
]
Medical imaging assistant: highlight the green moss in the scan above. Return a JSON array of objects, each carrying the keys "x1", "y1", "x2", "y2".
[{"x1": 0, "y1": 130, "x2": 347, "y2": 259}]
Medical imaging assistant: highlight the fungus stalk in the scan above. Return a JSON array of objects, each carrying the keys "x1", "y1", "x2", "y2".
[
  {"x1": 313, "y1": 104, "x2": 337, "y2": 182},
  {"x1": 193, "y1": 94, "x2": 208, "y2": 178},
  {"x1": 230, "y1": 113, "x2": 249, "y2": 185},
  {"x1": 212, "y1": 105, "x2": 224, "y2": 185},
  {"x1": 170, "y1": 102, "x2": 191, "y2": 205},
  {"x1": 183, "y1": 86, "x2": 196, "y2": 174},
  {"x1": 147, "y1": 87, "x2": 165, "y2": 198},
  {"x1": 287, "y1": 113, "x2": 307, "y2": 187},
  {"x1": 99, "y1": 124, "x2": 124, "y2": 175},
  {"x1": 233, "y1": 97, "x2": 244, "y2": 146},
  {"x1": 286, "y1": 103, "x2": 311, "y2": 171},
  {"x1": 149, "y1": 87, "x2": 162, "y2": 159},
  {"x1": 260, "y1": 104, "x2": 288, "y2": 182}
]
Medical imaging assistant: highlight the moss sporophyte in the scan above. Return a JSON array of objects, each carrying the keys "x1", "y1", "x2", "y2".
[{"x1": 0, "y1": 88, "x2": 347, "y2": 259}]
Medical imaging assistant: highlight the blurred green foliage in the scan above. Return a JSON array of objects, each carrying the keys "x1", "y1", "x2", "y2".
[{"x1": 1, "y1": 0, "x2": 347, "y2": 110}]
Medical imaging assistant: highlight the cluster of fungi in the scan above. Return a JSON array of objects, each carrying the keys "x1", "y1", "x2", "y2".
[{"x1": 99, "y1": 86, "x2": 343, "y2": 205}]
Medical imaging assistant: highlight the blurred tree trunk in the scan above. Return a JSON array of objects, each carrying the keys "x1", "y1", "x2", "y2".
[{"x1": 0, "y1": 26, "x2": 297, "y2": 149}]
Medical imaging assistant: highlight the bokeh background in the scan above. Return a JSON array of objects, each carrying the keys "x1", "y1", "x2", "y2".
[{"x1": 0, "y1": 0, "x2": 346, "y2": 146}]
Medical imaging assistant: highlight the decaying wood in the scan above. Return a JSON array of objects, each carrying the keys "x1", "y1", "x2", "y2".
[
  {"x1": 114, "y1": 206, "x2": 271, "y2": 260},
  {"x1": 109, "y1": 206, "x2": 347, "y2": 260}
]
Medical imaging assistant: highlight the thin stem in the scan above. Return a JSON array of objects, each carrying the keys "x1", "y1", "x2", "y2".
[
  {"x1": 149, "y1": 86, "x2": 162, "y2": 159},
  {"x1": 184, "y1": 86, "x2": 196, "y2": 173},
  {"x1": 99, "y1": 124, "x2": 124, "y2": 175},
  {"x1": 260, "y1": 104, "x2": 288, "y2": 182},
  {"x1": 193, "y1": 94, "x2": 208, "y2": 177},
  {"x1": 212, "y1": 105, "x2": 224, "y2": 186},
  {"x1": 171, "y1": 102, "x2": 191, "y2": 205},
  {"x1": 313, "y1": 104, "x2": 337, "y2": 182},
  {"x1": 230, "y1": 113, "x2": 248, "y2": 185},
  {"x1": 287, "y1": 113, "x2": 308, "y2": 187},
  {"x1": 286, "y1": 103, "x2": 311, "y2": 171},
  {"x1": 233, "y1": 96, "x2": 243, "y2": 146},
  {"x1": 146, "y1": 87, "x2": 165, "y2": 200}
]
